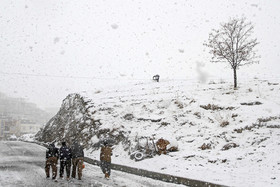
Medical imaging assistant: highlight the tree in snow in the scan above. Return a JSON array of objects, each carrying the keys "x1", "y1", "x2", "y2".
[{"x1": 204, "y1": 17, "x2": 259, "y2": 88}]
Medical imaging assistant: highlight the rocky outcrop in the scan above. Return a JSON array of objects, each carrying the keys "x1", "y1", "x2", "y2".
[{"x1": 35, "y1": 93, "x2": 126, "y2": 149}]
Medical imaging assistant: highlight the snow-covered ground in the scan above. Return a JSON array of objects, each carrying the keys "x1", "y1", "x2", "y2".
[
  {"x1": 74, "y1": 78, "x2": 280, "y2": 187},
  {"x1": 0, "y1": 141, "x2": 185, "y2": 187}
]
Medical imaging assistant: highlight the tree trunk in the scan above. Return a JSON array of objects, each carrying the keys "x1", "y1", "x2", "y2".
[{"x1": 233, "y1": 68, "x2": 237, "y2": 89}]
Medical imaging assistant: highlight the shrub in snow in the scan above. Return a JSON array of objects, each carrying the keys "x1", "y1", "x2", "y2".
[
  {"x1": 160, "y1": 122, "x2": 170, "y2": 126},
  {"x1": 232, "y1": 114, "x2": 238, "y2": 118},
  {"x1": 156, "y1": 138, "x2": 178, "y2": 155},
  {"x1": 201, "y1": 104, "x2": 235, "y2": 111},
  {"x1": 123, "y1": 113, "x2": 134, "y2": 120},
  {"x1": 222, "y1": 143, "x2": 239, "y2": 150},
  {"x1": 234, "y1": 128, "x2": 243, "y2": 133},
  {"x1": 200, "y1": 104, "x2": 223, "y2": 111},
  {"x1": 214, "y1": 112, "x2": 231, "y2": 128},
  {"x1": 257, "y1": 116, "x2": 280, "y2": 123},
  {"x1": 240, "y1": 101, "x2": 262, "y2": 105},
  {"x1": 95, "y1": 90, "x2": 102, "y2": 94},
  {"x1": 174, "y1": 100, "x2": 184, "y2": 109},
  {"x1": 199, "y1": 143, "x2": 212, "y2": 150},
  {"x1": 194, "y1": 112, "x2": 201, "y2": 119},
  {"x1": 220, "y1": 121, "x2": 229, "y2": 127}
]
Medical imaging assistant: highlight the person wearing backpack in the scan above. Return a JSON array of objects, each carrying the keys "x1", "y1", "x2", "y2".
[
  {"x1": 71, "y1": 141, "x2": 84, "y2": 180},
  {"x1": 59, "y1": 141, "x2": 72, "y2": 180},
  {"x1": 45, "y1": 143, "x2": 59, "y2": 180},
  {"x1": 100, "y1": 140, "x2": 113, "y2": 179}
]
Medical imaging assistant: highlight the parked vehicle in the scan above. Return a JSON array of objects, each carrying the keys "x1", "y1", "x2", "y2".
[{"x1": 7, "y1": 134, "x2": 18, "y2": 141}]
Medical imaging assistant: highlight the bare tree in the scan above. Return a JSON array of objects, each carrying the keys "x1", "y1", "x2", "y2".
[{"x1": 204, "y1": 17, "x2": 259, "y2": 88}]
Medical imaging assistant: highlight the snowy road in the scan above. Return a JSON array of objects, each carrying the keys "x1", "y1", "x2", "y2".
[{"x1": 0, "y1": 141, "x2": 185, "y2": 187}]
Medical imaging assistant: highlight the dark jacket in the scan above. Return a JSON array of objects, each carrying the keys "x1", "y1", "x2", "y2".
[
  {"x1": 71, "y1": 143, "x2": 84, "y2": 158},
  {"x1": 46, "y1": 143, "x2": 59, "y2": 158},
  {"x1": 59, "y1": 145, "x2": 72, "y2": 160},
  {"x1": 100, "y1": 146, "x2": 112, "y2": 162}
]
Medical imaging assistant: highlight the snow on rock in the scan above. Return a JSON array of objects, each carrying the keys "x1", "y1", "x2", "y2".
[{"x1": 36, "y1": 93, "x2": 127, "y2": 149}]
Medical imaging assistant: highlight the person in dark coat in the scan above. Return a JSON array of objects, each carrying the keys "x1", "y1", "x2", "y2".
[
  {"x1": 45, "y1": 143, "x2": 59, "y2": 180},
  {"x1": 71, "y1": 142, "x2": 84, "y2": 180},
  {"x1": 100, "y1": 141, "x2": 113, "y2": 179},
  {"x1": 59, "y1": 142, "x2": 72, "y2": 180}
]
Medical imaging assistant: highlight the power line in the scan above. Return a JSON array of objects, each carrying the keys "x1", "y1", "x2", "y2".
[
  {"x1": 0, "y1": 71, "x2": 149, "y2": 80},
  {"x1": 0, "y1": 71, "x2": 200, "y2": 81}
]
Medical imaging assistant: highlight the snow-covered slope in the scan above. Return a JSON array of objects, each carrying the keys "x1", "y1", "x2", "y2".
[{"x1": 37, "y1": 78, "x2": 280, "y2": 186}]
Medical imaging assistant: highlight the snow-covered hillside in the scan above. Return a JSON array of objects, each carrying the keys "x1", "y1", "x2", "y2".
[{"x1": 37, "y1": 78, "x2": 280, "y2": 187}]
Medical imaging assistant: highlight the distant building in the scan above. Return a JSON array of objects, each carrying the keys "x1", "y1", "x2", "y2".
[
  {"x1": 0, "y1": 93, "x2": 48, "y2": 140},
  {"x1": 20, "y1": 120, "x2": 41, "y2": 135},
  {"x1": 0, "y1": 117, "x2": 42, "y2": 140},
  {"x1": 0, "y1": 118, "x2": 21, "y2": 140}
]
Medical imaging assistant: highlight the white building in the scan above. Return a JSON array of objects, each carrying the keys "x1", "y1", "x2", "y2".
[
  {"x1": 0, "y1": 118, "x2": 21, "y2": 140},
  {"x1": 20, "y1": 120, "x2": 42, "y2": 135}
]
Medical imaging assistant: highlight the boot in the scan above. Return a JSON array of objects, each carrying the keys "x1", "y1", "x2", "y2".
[{"x1": 105, "y1": 173, "x2": 109, "y2": 179}]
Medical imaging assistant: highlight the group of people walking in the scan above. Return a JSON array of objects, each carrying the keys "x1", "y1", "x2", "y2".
[
  {"x1": 45, "y1": 140, "x2": 113, "y2": 181},
  {"x1": 45, "y1": 141, "x2": 84, "y2": 181}
]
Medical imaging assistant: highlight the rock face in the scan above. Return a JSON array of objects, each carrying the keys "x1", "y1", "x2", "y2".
[
  {"x1": 35, "y1": 93, "x2": 126, "y2": 149},
  {"x1": 36, "y1": 94, "x2": 94, "y2": 147}
]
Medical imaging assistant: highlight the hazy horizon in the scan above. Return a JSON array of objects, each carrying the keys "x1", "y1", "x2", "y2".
[{"x1": 1, "y1": 0, "x2": 280, "y2": 109}]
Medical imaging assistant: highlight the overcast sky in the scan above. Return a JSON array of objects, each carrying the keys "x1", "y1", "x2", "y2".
[{"x1": 0, "y1": 0, "x2": 280, "y2": 109}]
